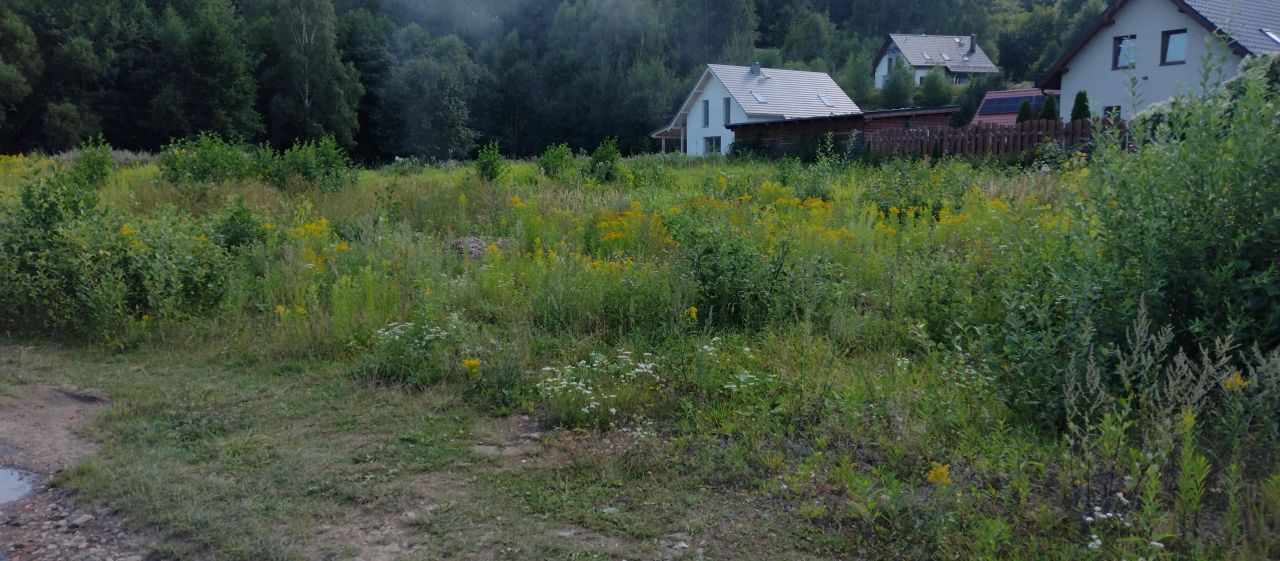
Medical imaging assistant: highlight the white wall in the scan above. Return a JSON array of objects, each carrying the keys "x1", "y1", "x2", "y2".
[
  {"x1": 874, "y1": 47, "x2": 899, "y2": 89},
  {"x1": 876, "y1": 46, "x2": 976, "y2": 90},
  {"x1": 1058, "y1": 0, "x2": 1240, "y2": 120},
  {"x1": 684, "y1": 76, "x2": 758, "y2": 156}
]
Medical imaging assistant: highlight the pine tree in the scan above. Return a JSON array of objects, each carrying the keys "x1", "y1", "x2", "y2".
[
  {"x1": 151, "y1": 0, "x2": 262, "y2": 141},
  {"x1": 881, "y1": 58, "x2": 915, "y2": 109},
  {"x1": 1070, "y1": 90, "x2": 1092, "y2": 121},
  {"x1": 1016, "y1": 99, "x2": 1034, "y2": 123},
  {"x1": 1039, "y1": 94, "x2": 1059, "y2": 121}
]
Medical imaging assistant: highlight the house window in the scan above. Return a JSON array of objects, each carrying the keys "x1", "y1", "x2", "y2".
[
  {"x1": 723, "y1": 97, "x2": 731, "y2": 125},
  {"x1": 704, "y1": 136, "x2": 721, "y2": 154},
  {"x1": 702, "y1": 100, "x2": 709, "y2": 128},
  {"x1": 1161, "y1": 29, "x2": 1187, "y2": 65},
  {"x1": 1113, "y1": 35, "x2": 1137, "y2": 70}
]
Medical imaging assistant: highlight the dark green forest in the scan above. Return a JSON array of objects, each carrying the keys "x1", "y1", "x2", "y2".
[{"x1": 0, "y1": 0, "x2": 1106, "y2": 160}]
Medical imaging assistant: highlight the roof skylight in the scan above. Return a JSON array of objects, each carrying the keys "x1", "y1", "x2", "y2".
[
  {"x1": 818, "y1": 94, "x2": 834, "y2": 107},
  {"x1": 922, "y1": 52, "x2": 932, "y2": 60},
  {"x1": 1264, "y1": 28, "x2": 1280, "y2": 46},
  {"x1": 941, "y1": 53, "x2": 951, "y2": 61},
  {"x1": 750, "y1": 91, "x2": 766, "y2": 103}
]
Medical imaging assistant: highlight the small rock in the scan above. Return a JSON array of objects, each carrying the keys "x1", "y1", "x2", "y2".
[
  {"x1": 120, "y1": 556, "x2": 144, "y2": 561},
  {"x1": 601, "y1": 507, "x2": 619, "y2": 515},
  {"x1": 69, "y1": 514, "x2": 94, "y2": 527}
]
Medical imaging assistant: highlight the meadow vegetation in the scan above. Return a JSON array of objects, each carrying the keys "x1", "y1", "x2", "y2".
[{"x1": 2, "y1": 64, "x2": 1279, "y2": 560}]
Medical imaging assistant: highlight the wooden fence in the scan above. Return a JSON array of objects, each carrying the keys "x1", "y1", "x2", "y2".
[{"x1": 866, "y1": 119, "x2": 1108, "y2": 157}]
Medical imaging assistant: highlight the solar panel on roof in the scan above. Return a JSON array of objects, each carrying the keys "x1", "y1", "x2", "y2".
[{"x1": 977, "y1": 95, "x2": 1046, "y2": 116}]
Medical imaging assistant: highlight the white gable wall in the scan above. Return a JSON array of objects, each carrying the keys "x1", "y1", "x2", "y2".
[
  {"x1": 1058, "y1": 0, "x2": 1241, "y2": 120},
  {"x1": 875, "y1": 46, "x2": 976, "y2": 89},
  {"x1": 874, "y1": 48, "x2": 895, "y2": 88},
  {"x1": 683, "y1": 75, "x2": 769, "y2": 156}
]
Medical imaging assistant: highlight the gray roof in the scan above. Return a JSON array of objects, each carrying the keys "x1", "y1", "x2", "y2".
[
  {"x1": 652, "y1": 64, "x2": 860, "y2": 138},
  {"x1": 707, "y1": 64, "x2": 860, "y2": 119},
  {"x1": 881, "y1": 34, "x2": 999, "y2": 74},
  {"x1": 1183, "y1": 0, "x2": 1280, "y2": 55}
]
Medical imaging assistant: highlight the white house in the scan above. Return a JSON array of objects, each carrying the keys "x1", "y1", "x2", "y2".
[
  {"x1": 872, "y1": 34, "x2": 999, "y2": 88},
  {"x1": 1039, "y1": 0, "x2": 1280, "y2": 120},
  {"x1": 651, "y1": 63, "x2": 860, "y2": 156}
]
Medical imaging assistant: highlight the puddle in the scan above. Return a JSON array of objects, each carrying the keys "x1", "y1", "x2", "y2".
[{"x1": 0, "y1": 468, "x2": 35, "y2": 504}]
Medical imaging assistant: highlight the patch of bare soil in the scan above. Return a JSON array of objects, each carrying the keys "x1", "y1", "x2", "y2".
[{"x1": 0, "y1": 386, "x2": 154, "y2": 561}]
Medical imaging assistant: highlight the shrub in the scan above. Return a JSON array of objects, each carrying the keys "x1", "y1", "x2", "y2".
[
  {"x1": 1038, "y1": 94, "x2": 1059, "y2": 121},
  {"x1": 1015, "y1": 99, "x2": 1034, "y2": 123},
  {"x1": 273, "y1": 136, "x2": 355, "y2": 192},
  {"x1": 982, "y1": 61, "x2": 1280, "y2": 430},
  {"x1": 1070, "y1": 90, "x2": 1091, "y2": 121},
  {"x1": 537, "y1": 143, "x2": 574, "y2": 179},
  {"x1": 667, "y1": 214, "x2": 791, "y2": 329},
  {"x1": 0, "y1": 167, "x2": 228, "y2": 342},
  {"x1": 214, "y1": 197, "x2": 265, "y2": 249},
  {"x1": 475, "y1": 140, "x2": 507, "y2": 182},
  {"x1": 158, "y1": 133, "x2": 252, "y2": 184},
  {"x1": 69, "y1": 135, "x2": 116, "y2": 188},
  {"x1": 588, "y1": 137, "x2": 621, "y2": 182}
]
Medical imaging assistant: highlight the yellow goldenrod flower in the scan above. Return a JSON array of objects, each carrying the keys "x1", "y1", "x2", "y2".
[
  {"x1": 118, "y1": 223, "x2": 137, "y2": 237},
  {"x1": 197, "y1": 233, "x2": 209, "y2": 243},
  {"x1": 927, "y1": 462, "x2": 952, "y2": 486},
  {"x1": 274, "y1": 305, "x2": 287, "y2": 316},
  {"x1": 1223, "y1": 371, "x2": 1250, "y2": 391},
  {"x1": 510, "y1": 195, "x2": 525, "y2": 208},
  {"x1": 463, "y1": 358, "x2": 482, "y2": 375},
  {"x1": 262, "y1": 222, "x2": 276, "y2": 232},
  {"x1": 141, "y1": 314, "x2": 151, "y2": 323},
  {"x1": 685, "y1": 306, "x2": 698, "y2": 321},
  {"x1": 293, "y1": 305, "x2": 307, "y2": 316},
  {"x1": 336, "y1": 241, "x2": 350, "y2": 253}
]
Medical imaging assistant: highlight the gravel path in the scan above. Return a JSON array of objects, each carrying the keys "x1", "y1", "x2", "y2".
[{"x1": 0, "y1": 387, "x2": 153, "y2": 561}]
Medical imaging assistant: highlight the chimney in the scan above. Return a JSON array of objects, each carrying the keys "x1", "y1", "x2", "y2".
[
  {"x1": 750, "y1": 61, "x2": 762, "y2": 75},
  {"x1": 968, "y1": 34, "x2": 977, "y2": 56}
]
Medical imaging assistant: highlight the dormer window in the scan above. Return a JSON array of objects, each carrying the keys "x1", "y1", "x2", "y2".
[{"x1": 1265, "y1": 29, "x2": 1280, "y2": 46}]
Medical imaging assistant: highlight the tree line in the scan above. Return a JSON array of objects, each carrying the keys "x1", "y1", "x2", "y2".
[{"x1": 0, "y1": 0, "x2": 1105, "y2": 160}]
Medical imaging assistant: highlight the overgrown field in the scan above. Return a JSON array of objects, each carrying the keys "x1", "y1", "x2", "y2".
[{"x1": 2, "y1": 66, "x2": 1279, "y2": 560}]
